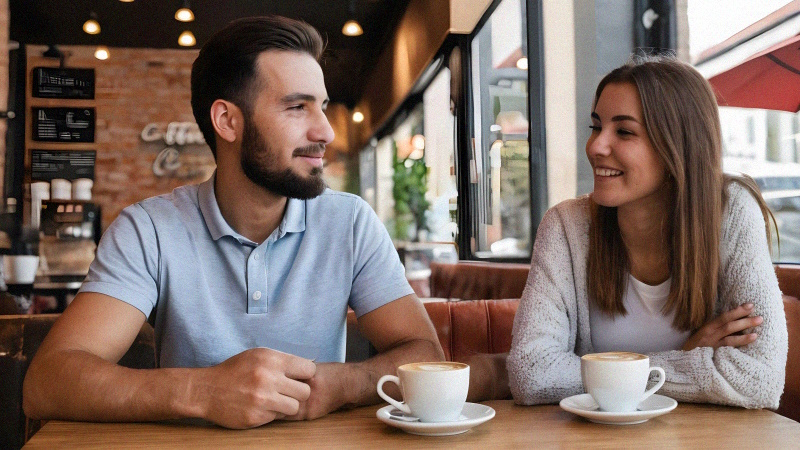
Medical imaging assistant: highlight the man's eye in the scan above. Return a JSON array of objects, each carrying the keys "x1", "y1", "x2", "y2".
[
  {"x1": 589, "y1": 125, "x2": 601, "y2": 131},
  {"x1": 289, "y1": 105, "x2": 305, "y2": 111}
]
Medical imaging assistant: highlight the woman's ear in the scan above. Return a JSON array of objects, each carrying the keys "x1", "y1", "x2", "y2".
[{"x1": 210, "y1": 100, "x2": 241, "y2": 144}]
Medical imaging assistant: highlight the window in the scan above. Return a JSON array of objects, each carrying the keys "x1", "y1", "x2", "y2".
[
  {"x1": 468, "y1": 0, "x2": 531, "y2": 259},
  {"x1": 689, "y1": 0, "x2": 800, "y2": 263}
]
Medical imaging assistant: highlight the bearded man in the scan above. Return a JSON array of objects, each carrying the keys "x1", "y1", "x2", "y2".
[{"x1": 23, "y1": 16, "x2": 444, "y2": 429}]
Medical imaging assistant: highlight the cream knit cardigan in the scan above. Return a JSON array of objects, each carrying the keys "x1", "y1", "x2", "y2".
[{"x1": 508, "y1": 183, "x2": 787, "y2": 408}]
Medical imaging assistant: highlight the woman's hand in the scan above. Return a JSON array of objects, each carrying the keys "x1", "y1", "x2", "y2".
[{"x1": 681, "y1": 303, "x2": 763, "y2": 351}]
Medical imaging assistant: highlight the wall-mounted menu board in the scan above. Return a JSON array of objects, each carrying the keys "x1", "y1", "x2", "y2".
[
  {"x1": 32, "y1": 67, "x2": 95, "y2": 99},
  {"x1": 31, "y1": 150, "x2": 96, "y2": 181},
  {"x1": 32, "y1": 107, "x2": 95, "y2": 142}
]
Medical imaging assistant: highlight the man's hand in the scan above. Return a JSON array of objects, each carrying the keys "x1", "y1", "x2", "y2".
[
  {"x1": 283, "y1": 363, "x2": 352, "y2": 421},
  {"x1": 682, "y1": 303, "x2": 763, "y2": 351},
  {"x1": 196, "y1": 348, "x2": 316, "y2": 429}
]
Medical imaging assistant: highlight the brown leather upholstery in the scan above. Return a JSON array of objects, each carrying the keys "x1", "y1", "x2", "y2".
[
  {"x1": 0, "y1": 315, "x2": 155, "y2": 449},
  {"x1": 423, "y1": 299, "x2": 519, "y2": 362},
  {"x1": 345, "y1": 298, "x2": 519, "y2": 363},
  {"x1": 776, "y1": 265, "x2": 800, "y2": 423},
  {"x1": 429, "y1": 261, "x2": 530, "y2": 300}
]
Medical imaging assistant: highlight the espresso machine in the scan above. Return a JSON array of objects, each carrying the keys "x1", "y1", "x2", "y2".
[{"x1": 35, "y1": 199, "x2": 100, "y2": 309}]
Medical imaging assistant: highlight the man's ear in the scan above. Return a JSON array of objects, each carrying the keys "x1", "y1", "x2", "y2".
[{"x1": 210, "y1": 100, "x2": 242, "y2": 144}]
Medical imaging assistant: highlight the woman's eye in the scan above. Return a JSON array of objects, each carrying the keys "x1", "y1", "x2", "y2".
[
  {"x1": 617, "y1": 128, "x2": 633, "y2": 136},
  {"x1": 589, "y1": 125, "x2": 601, "y2": 131}
]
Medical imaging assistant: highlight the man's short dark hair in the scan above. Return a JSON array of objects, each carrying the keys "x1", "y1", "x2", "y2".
[{"x1": 191, "y1": 16, "x2": 324, "y2": 157}]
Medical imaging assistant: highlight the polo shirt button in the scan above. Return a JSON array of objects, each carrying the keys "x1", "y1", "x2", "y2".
[
  {"x1": 253, "y1": 291, "x2": 262, "y2": 300},
  {"x1": 254, "y1": 253, "x2": 259, "y2": 260}
]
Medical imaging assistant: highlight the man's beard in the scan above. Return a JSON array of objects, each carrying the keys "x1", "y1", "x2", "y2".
[{"x1": 240, "y1": 117, "x2": 327, "y2": 200}]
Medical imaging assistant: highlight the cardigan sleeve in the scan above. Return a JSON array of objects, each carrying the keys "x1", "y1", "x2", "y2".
[
  {"x1": 648, "y1": 184, "x2": 787, "y2": 408},
  {"x1": 508, "y1": 204, "x2": 585, "y2": 404}
]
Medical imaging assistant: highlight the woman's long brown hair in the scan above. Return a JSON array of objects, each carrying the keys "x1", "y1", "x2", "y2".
[{"x1": 587, "y1": 55, "x2": 776, "y2": 331}]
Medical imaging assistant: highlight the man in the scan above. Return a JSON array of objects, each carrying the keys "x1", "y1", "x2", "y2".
[{"x1": 23, "y1": 16, "x2": 444, "y2": 429}]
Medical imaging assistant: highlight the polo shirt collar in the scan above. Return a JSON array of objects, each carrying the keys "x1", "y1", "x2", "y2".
[{"x1": 198, "y1": 172, "x2": 306, "y2": 243}]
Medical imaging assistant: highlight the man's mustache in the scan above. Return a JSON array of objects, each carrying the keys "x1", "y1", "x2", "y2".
[{"x1": 293, "y1": 144, "x2": 325, "y2": 158}]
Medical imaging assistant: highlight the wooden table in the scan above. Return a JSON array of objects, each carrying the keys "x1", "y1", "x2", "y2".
[{"x1": 23, "y1": 400, "x2": 800, "y2": 448}]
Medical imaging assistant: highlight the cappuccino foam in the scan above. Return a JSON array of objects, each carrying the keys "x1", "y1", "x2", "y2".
[
  {"x1": 582, "y1": 351, "x2": 646, "y2": 362},
  {"x1": 402, "y1": 362, "x2": 467, "y2": 372}
]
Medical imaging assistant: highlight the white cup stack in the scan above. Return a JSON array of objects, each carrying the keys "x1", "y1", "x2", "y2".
[
  {"x1": 30, "y1": 181, "x2": 50, "y2": 229},
  {"x1": 72, "y1": 178, "x2": 94, "y2": 201},
  {"x1": 51, "y1": 178, "x2": 72, "y2": 200}
]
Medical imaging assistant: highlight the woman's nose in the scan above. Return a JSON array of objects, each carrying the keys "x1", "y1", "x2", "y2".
[{"x1": 586, "y1": 130, "x2": 611, "y2": 157}]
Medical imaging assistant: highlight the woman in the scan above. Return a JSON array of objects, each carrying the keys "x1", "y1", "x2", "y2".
[{"x1": 507, "y1": 55, "x2": 788, "y2": 408}]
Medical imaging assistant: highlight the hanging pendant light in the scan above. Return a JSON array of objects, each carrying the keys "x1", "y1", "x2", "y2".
[
  {"x1": 342, "y1": 0, "x2": 363, "y2": 36},
  {"x1": 83, "y1": 12, "x2": 101, "y2": 35},
  {"x1": 94, "y1": 46, "x2": 110, "y2": 60},
  {"x1": 175, "y1": 0, "x2": 195, "y2": 22},
  {"x1": 342, "y1": 20, "x2": 363, "y2": 36},
  {"x1": 178, "y1": 30, "x2": 197, "y2": 47}
]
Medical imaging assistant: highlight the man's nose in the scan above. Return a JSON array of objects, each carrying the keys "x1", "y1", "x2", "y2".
[{"x1": 309, "y1": 111, "x2": 335, "y2": 145}]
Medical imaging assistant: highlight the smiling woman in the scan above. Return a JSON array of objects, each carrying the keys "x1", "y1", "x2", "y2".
[{"x1": 508, "y1": 55, "x2": 788, "y2": 411}]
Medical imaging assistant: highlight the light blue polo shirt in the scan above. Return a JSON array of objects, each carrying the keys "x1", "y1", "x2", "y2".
[{"x1": 79, "y1": 175, "x2": 413, "y2": 368}]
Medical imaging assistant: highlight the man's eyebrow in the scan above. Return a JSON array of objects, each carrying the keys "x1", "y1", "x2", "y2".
[{"x1": 281, "y1": 93, "x2": 330, "y2": 106}]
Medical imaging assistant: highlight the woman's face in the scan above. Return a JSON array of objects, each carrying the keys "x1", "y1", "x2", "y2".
[{"x1": 585, "y1": 82, "x2": 669, "y2": 211}]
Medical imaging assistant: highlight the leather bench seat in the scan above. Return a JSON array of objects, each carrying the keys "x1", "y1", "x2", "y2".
[{"x1": 777, "y1": 265, "x2": 800, "y2": 423}]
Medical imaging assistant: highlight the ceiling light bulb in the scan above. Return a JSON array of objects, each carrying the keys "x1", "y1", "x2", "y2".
[
  {"x1": 178, "y1": 30, "x2": 196, "y2": 47},
  {"x1": 175, "y1": 7, "x2": 194, "y2": 22},
  {"x1": 119, "y1": 0, "x2": 134, "y2": 2},
  {"x1": 342, "y1": 20, "x2": 363, "y2": 36},
  {"x1": 94, "y1": 46, "x2": 110, "y2": 60},
  {"x1": 516, "y1": 57, "x2": 528, "y2": 70},
  {"x1": 83, "y1": 19, "x2": 101, "y2": 35},
  {"x1": 352, "y1": 111, "x2": 364, "y2": 123}
]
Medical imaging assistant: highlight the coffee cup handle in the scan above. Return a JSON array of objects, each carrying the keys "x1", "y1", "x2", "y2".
[
  {"x1": 641, "y1": 366, "x2": 666, "y2": 402},
  {"x1": 377, "y1": 375, "x2": 412, "y2": 415}
]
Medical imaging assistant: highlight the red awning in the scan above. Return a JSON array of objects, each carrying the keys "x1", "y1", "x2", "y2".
[{"x1": 708, "y1": 33, "x2": 800, "y2": 112}]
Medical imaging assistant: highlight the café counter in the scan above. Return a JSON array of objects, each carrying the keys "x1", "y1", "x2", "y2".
[{"x1": 23, "y1": 400, "x2": 800, "y2": 448}]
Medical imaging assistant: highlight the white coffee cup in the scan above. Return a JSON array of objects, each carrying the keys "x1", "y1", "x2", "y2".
[
  {"x1": 2, "y1": 255, "x2": 40, "y2": 284},
  {"x1": 581, "y1": 352, "x2": 666, "y2": 412},
  {"x1": 377, "y1": 361, "x2": 469, "y2": 422}
]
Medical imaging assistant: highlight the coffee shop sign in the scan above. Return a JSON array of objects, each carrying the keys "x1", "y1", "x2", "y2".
[{"x1": 140, "y1": 122, "x2": 206, "y2": 177}]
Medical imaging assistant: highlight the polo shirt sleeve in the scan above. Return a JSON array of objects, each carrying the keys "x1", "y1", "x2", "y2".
[
  {"x1": 78, "y1": 204, "x2": 159, "y2": 318},
  {"x1": 348, "y1": 198, "x2": 414, "y2": 317}
]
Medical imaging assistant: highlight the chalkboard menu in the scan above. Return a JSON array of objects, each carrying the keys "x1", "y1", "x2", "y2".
[
  {"x1": 32, "y1": 107, "x2": 95, "y2": 142},
  {"x1": 32, "y1": 67, "x2": 95, "y2": 99},
  {"x1": 31, "y1": 150, "x2": 96, "y2": 181}
]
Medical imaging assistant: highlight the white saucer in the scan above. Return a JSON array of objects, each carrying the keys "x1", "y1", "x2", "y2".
[
  {"x1": 376, "y1": 402, "x2": 496, "y2": 436},
  {"x1": 559, "y1": 393, "x2": 677, "y2": 425}
]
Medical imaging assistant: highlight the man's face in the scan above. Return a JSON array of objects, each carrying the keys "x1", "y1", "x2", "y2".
[{"x1": 240, "y1": 50, "x2": 335, "y2": 199}]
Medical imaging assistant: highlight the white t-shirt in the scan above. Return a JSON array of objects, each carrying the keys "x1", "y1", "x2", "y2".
[{"x1": 589, "y1": 274, "x2": 691, "y2": 353}]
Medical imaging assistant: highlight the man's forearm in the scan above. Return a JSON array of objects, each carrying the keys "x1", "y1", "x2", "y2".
[
  {"x1": 341, "y1": 337, "x2": 445, "y2": 408},
  {"x1": 24, "y1": 349, "x2": 202, "y2": 422}
]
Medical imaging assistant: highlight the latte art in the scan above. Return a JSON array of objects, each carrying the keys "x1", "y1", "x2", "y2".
[
  {"x1": 403, "y1": 362, "x2": 467, "y2": 372},
  {"x1": 582, "y1": 351, "x2": 646, "y2": 362}
]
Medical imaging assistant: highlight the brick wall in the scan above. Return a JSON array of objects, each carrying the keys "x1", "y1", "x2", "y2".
[{"x1": 25, "y1": 45, "x2": 353, "y2": 231}]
